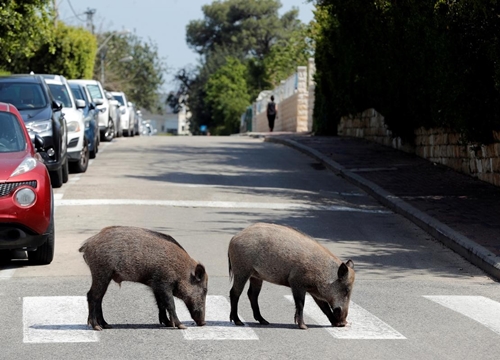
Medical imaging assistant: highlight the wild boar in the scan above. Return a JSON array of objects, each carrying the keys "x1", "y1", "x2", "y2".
[
  {"x1": 228, "y1": 222, "x2": 355, "y2": 330},
  {"x1": 79, "y1": 226, "x2": 208, "y2": 331}
]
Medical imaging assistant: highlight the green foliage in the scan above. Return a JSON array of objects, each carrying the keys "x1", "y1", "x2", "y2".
[
  {"x1": 264, "y1": 24, "x2": 314, "y2": 87},
  {"x1": 181, "y1": 0, "x2": 304, "y2": 133},
  {"x1": 94, "y1": 32, "x2": 166, "y2": 112},
  {"x1": 204, "y1": 57, "x2": 251, "y2": 134},
  {"x1": 0, "y1": 0, "x2": 53, "y2": 72},
  {"x1": 313, "y1": 0, "x2": 500, "y2": 143},
  {"x1": 28, "y1": 23, "x2": 97, "y2": 79}
]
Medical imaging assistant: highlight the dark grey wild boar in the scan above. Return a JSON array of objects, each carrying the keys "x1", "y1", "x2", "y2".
[
  {"x1": 79, "y1": 226, "x2": 208, "y2": 331},
  {"x1": 228, "y1": 222, "x2": 355, "y2": 330}
]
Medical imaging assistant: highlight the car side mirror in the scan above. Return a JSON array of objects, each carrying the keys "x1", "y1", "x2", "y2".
[
  {"x1": 94, "y1": 98, "x2": 104, "y2": 106},
  {"x1": 75, "y1": 99, "x2": 86, "y2": 109},
  {"x1": 52, "y1": 100, "x2": 63, "y2": 111},
  {"x1": 32, "y1": 134, "x2": 45, "y2": 150}
]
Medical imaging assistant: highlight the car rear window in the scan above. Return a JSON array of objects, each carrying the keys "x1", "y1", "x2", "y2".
[
  {"x1": 0, "y1": 83, "x2": 48, "y2": 110},
  {"x1": 0, "y1": 111, "x2": 27, "y2": 152},
  {"x1": 47, "y1": 84, "x2": 73, "y2": 108},
  {"x1": 70, "y1": 85, "x2": 85, "y2": 101},
  {"x1": 112, "y1": 94, "x2": 125, "y2": 106},
  {"x1": 87, "y1": 84, "x2": 103, "y2": 100}
]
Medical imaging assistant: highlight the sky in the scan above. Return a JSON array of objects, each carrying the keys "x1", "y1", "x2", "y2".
[{"x1": 57, "y1": 0, "x2": 316, "y2": 92}]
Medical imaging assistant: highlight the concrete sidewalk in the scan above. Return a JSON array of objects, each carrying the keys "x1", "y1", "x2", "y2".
[{"x1": 257, "y1": 133, "x2": 500, "y2": 281}]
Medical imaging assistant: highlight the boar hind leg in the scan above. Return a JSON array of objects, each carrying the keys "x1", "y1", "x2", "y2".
[
  {"x1": 87, "y1": 274, "x2": 112, "y2": 331},
  {"x1": 247, "y1": 277, "x2": 269, "y2": 325},
  {"x1": 229, "y1": 274, "x2": 250, "y2": 326},
  {"x1": 311, "y1": 295, "x2": 336, "y2": 326},
  {"x1": 291, "y1": 287, "x2": 308, "y2": 330}
]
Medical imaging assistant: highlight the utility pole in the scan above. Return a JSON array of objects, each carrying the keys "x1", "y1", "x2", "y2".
[
  {"x1": 52, "y1": 0, "x2": 58, "y2": 26},
  {"x1": 84, "y1": 8, "x2": 96, "y2": 34}
]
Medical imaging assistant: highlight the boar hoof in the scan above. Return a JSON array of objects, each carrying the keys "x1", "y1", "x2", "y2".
[
  {"x1": 177, "y1": 323, "x2": 187, "y2": 330},
  {"x1": 258, "y1": 319, "x2": 269, "y2": 325},
  {"x1": 233, "y1": 320, "x2": 245, "y2": 326},
  {"x1": 298, "y1": 324, "x2": 308, "y2": 330}
]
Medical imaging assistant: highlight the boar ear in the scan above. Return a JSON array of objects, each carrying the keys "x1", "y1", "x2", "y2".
[
  {"x1": 338, "y1": 262, "x2": 350, "y2": 280},
  {"x1": 193, "y1": 263, "x2": 206, "y2": 282},
  {"x1": 346, "y1": 259, "x2": 354, "y2": 269}
]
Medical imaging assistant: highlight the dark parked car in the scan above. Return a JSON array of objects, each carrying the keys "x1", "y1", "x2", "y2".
[
  {"x1": 0, "y1": 74, "x2": 68, "y2": 188},
  {"x1": 69, "y1": 81, "x2": 100, "y2": 159},
  {"x1": 0, "y1": 102, "x2": 54, "y2": 264}
]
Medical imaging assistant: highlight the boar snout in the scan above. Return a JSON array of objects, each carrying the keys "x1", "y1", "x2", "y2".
[
  {"x1": 332, "y1": 307, "x2": 348, "y2": 327},
  {"x1": 190, "y1": 309, "x2": 206, "y2": 326}
]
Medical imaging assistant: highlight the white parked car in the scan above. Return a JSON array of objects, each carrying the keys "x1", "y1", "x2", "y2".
[
  {"x1": 42, "y1": 74, "x2": 89, "y2": 173},
  {"x1": 69, "y1": 79, "x2": 117, "y2": 142},
  {"x1": 110, "y1": 91, "x2": 134, "y2": 137}
]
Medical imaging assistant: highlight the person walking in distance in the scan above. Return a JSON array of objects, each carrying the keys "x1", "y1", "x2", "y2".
[{"x1": 266, "y1": 95, "x2": 277, "y2": 132}]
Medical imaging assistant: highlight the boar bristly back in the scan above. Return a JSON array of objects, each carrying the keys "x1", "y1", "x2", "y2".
[
  {"x1": 228, "y1": 222, "x2": 355, "y2": 330},
  {"x1": 79, "y1": 226, "x2": 208, "y2": 331}
]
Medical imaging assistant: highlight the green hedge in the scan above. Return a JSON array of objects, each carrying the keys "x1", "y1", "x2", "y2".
[{"x1": 313, "y1": 0, "x2": 500, "y2": 144}]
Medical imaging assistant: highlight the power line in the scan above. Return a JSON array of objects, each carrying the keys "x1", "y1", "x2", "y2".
[{"x1": 65, "y1": 0, "x2": 86, "y2": 22}]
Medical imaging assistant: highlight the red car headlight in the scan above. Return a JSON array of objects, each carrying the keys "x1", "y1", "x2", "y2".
[{"x1": 14, "y1": 187, "x2": 36, "y2": 207}]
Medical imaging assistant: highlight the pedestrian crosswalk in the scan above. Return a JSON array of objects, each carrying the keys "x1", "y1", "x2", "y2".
[{"x1": 21, "y1": 295, "x2": 500, "y2": 343}]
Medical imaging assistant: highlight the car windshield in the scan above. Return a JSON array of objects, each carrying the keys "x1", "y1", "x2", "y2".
[
  {"x1": 0, "y1": 83, "x2": 48, "y2": 110},
  {"x1": 112, "y1": 94, "x2": 125, "y2": 106},
  {"x1": 87, "y1": 84, "x2": 103, "y2": 100},
  {"x1": 0, "y1": 111, "x2": 27, "y2": 153},
  {"x1": 47, "y1": 84, "x2": 72, "y2": 108}
]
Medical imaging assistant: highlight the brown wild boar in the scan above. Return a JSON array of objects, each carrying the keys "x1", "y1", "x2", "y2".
[
  {"x1": 228, "y1": 222, "x2": 355, "y2": 330},
  {"x1": 79, "y1": 226, "x2": 208, "y2": 331}
]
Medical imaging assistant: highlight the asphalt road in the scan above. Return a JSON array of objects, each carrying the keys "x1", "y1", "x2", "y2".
[{"x1": 1, "y1": 135, "x2": 499, "y2": 360}]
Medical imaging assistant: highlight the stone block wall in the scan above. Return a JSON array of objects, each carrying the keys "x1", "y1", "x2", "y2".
[
  {"x1": 338, "y1": 108, "x2": 500, "y2": 187},
  {"x1": 251, "y1": 64, "x2": 312, "y2": 133}
]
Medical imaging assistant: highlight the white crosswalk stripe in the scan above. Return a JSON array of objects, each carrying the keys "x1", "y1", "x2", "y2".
[
  {"x1": 23, "y1": 296, "x2": 99, "y2": 343},
  {"x1": 424, "y1": 295, "x2": 500, "y2": 335},
  {"x1": 175, "y1": 295, "x2": 258, "y2": 340},
  {"x1": 19, "y1": 294, "x2": 500, "y2": 343},
  {"x1": 285, "y1": 295, "x2": 406, "y2": 339}
]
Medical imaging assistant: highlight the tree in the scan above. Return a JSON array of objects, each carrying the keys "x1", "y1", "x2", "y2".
[
  {"x1": 0, "y1": 0, "x2": 53, "y2": 72},
  {"x1": 95, "y1": 32, "x2": 166, "y2": 113},
  {"x1": 27, "y1": 22, "x2": 97, "y2": 79},
  {"x1": 263, "y1": 23, "x2": 314, "y2": 87},
  {"x1": 204, "y1": 57, "x2": 250, "y2": 134},
  {"x1": 182, "y1": 0, "x2": 304, "y2": 133}
]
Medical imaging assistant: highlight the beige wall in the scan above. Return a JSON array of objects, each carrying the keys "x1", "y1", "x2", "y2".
[
  {"x1": 251, "y1": 63, "x2": 313, "y2": 133},
  {"x1": 338, "y1": 108, "x2": 500, "y2": 187}
]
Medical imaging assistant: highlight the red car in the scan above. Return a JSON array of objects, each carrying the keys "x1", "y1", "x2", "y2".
[{"x1": 0, "y1": 102, "x2": 54, "y2": 264}]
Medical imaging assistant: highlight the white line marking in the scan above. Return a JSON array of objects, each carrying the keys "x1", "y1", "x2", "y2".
[
  {"x1": 0, "y1": 267, "x2": 16, "y2": 280},
  {"x1": 285, "y1": 295, "x2": 405, "y2": 339},
  {"x1": 54, "y1": 193, "x2": 64, "y2": 200},
  {"x1": 424, "y1": 296, "x2": 500, "y2": 335},
  {"x1": 68, "y1": 175, "x2": 81, "y2": 182},
  {"x1": 176, "y1": 295, "x2": 258, "y2": 340},
  {"x1": 55, "y1": 199, "x2": 390, "y2": 213},
  {"x1": 23, "y1": 296, "x2": 98, "y2": 343}
]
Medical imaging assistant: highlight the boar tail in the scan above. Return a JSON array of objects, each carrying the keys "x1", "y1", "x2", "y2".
[
  {"x1": 78, "y1": 241, "x2": 89, "y2": 265},
  {"x1": 228, "y1": 253, "x2": 233, "y2": 282}
]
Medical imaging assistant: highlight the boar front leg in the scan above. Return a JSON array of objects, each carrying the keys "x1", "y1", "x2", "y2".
[
  {"x1": 154, "y1": 286, "x2": 186, "y2": 329},
  {"x1": 153, "y1": 290, "x2": 172, "y2": 327},
  {"x1": 311, "y1": 295, "x2": 337, "y2": 326},
  {"x1": 247, "y1": 277, "x2": 269, "y2": 325},
  {"x1": 291, "y1": 287, "x2": 308, "y2": 330}
]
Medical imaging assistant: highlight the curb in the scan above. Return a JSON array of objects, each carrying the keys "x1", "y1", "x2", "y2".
[{"x1": 265, "y1": 136, "x2": 500, "y2": 282}]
